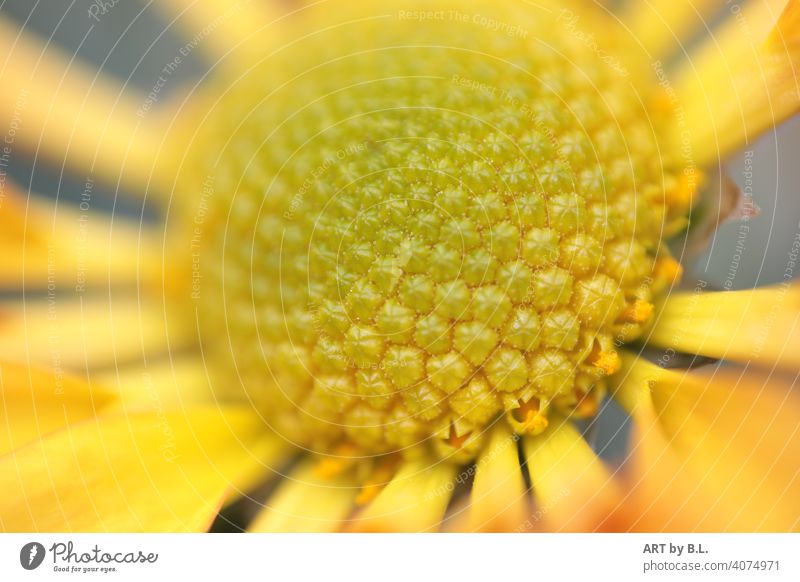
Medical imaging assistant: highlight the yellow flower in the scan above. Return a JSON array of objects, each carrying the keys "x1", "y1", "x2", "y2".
[{"x1": 0, "y1": 0, "x2": 798, "y2": 532}]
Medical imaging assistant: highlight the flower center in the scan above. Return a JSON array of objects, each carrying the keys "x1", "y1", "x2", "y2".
[{"x1": 184, "y1": 1, "x2": 692, "y2": 460}]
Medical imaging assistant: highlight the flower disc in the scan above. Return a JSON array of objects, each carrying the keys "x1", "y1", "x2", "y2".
[{"x1": 184, "y1": 0, "x2": 692, "y2": 459}]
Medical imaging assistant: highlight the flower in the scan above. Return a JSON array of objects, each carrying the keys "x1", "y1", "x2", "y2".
[{"x1": 0, "y1": 0, "x2": 798, "y2": 533}]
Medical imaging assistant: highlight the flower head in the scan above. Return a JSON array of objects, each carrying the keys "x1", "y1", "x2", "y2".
[
  {"x1": 184, "y1": 1, "x2": 693, "y2": 463},
  {"x1": 0, "y1": 0, "x2": 798, "y2": 533}
]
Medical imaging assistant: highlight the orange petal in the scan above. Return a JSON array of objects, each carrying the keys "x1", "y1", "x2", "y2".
[{"x1": 613, "y1": 355, "x2": 800, "y2": 531}]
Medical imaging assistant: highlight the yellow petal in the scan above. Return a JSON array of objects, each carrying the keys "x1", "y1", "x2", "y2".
[
  {"x1": 0, "y1": 406, "x2": 272, "y2": 532},
  {"x1": 612, "y1": 356, "x2": 800, "y2": 531},
  {"x1": 94, "y1": 357, "x2": 216, "y2": 412},
  {"x1": 96, "y1": 359, "x2": 293, "y2": 507},
  {"x1": 675, "y1": 0, "x2": 800, "y2": 163},
  {"x1": 685, "y1": 0, "x2": 793, "y2": 86},
  {"x1": 0, "y1": 295, "x2": 194, "y2": 370},
  {"x1": 646, "y1": 284, "x2": 800, "y2": 370},
  {"x1": 0, "y1": 182, "x2": 161, "y2": 291},
  {"x1": 0, "y1": 17, "x2": 170, "y2": 193},
  {"x1": 248, "y1": 459, "x2": 357, "y2": 532},
  {"x1": 350, "y1": 457, "x2": 457, "y2": 532},
  {"x1": 0, "y1": 360, "x2": 115, "y2": 456},
  {"x1": 622, "y1": 0, "x2": 722, "y2": 59},
  {"x1": 469, "y1": 423, "x2": 528, "y2": 532},
  {"x1": 523, "y1": 420, "x2": 621, "y2": 532},
  {"x1": 152, "y1": 0, "x2": 284, "y2": 69}
]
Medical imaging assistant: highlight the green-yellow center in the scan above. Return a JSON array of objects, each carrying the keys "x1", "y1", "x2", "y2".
[{"x1": 182, "y1": 1, "x2": 692, "y2": 461}]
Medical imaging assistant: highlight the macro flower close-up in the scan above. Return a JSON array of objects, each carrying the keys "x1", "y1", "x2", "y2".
[{"x1": 1, "y1": 0, "x2": 799, "y2": 536}]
